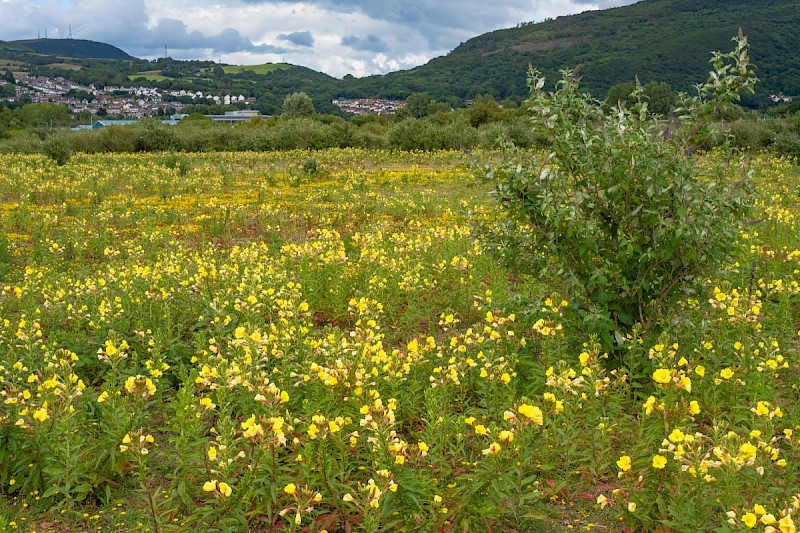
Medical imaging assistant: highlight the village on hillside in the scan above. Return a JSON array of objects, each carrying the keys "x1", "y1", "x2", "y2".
[{"x1": 0, "y1": 72, "x2": 409, "y2": 125}]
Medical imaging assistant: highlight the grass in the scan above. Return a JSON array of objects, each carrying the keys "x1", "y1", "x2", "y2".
[
  {"x1": 221, "y1": 63, "x2": 293, "y2": 75},
  {"x1": 0, "y1": 148, "x2": 798, "y2": 532},
  {"x1": 128, "y1": 73, "x2": 171, "y2": 82}
]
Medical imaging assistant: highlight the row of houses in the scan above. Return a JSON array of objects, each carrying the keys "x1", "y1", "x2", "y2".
[{"x1": 331, "y1": 98, "x2": 407, "y2": 115}]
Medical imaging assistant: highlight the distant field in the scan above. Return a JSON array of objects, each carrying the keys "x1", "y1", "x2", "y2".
[
  {"x1": 46, "y1": 63, "x2": 82, "y2": 71},
  {"x1": 222, "y1": 63, "x2": 292, "y2": 74},
  {"x1": 128, "y1": 74, "x2": 171, "y2": 81}
]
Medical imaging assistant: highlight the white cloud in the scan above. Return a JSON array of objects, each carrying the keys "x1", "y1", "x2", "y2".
[{"x1": 0, "y1": 0, "x2": 640, "y2": 77}]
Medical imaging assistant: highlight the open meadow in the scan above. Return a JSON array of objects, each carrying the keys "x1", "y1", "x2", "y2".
[{"x1": 0, "y1": 148, "x2": 799, "y2": 532}]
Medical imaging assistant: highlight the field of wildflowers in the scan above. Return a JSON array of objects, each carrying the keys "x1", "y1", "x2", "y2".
[{"x1": 0, "y1": 148, "x2": 799, "y2": 532}]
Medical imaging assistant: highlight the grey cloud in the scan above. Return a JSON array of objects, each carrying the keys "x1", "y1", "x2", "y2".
[
  {"x1": 340, "y1": 34, "x2": 388, "y2": 52},
  {"x1": 277, "y1": 31, "x2": 315, "y2": 47}
]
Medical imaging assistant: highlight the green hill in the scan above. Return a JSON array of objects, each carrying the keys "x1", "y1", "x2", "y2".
[
  {"x1": 12, "y1": 38, "x2": 133, "y2": 59},
  {"x1": 344, "y1": 0, "x2": 799, "y2": 106}
]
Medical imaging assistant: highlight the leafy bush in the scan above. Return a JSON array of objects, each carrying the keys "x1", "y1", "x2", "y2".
[
  {"x1": 481, "y1": 34, "x2": 757, "y2": 351},
  {"x1": 43, "y1": 135, "x2": 72, "y2": 166}
]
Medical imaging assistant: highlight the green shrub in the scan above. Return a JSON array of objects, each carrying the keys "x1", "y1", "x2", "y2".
[
  {"x1": 480, "y1": 34, "x2": 757, "y2": 351},
  {"x1": 43, "y1": 135, "x2": 72, "y2": 166}
]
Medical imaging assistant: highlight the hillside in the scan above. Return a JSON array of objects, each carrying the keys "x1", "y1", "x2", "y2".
[
  {"x1": 12, "y1": 38, "x2": 133, "y2": 59},
  {"x1": 345, "y1": 0, "x2": 799, "y2": 106},
  {"x1": 2, "y1": 0, "x2": 798, "y2": 111}
]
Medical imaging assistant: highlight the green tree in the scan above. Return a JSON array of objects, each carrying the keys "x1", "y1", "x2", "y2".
[
  {"x1": 282, "y1": 92, "x2": 315, "y2": 118},
  {"x1": 467, "y1": 94, "x2": 503, "y2": 126},
  {"x1": 481, "y1": 34, "x2": 757, "y2": 351},
  {"x1": 604, "y1": 82, "x2": 635, "y2": 108},
  {"x1": 643, "y1": 81, "x2": 675, "y2": 116},
  {"x1": 406, "y1": 92, "x2": 438, "y2": 119},
  {"x1": 15, "y1": 103, "x2": 71, "y2": 128},
  {"x1": 0, "y1": 83, "x2": 16, "y2": 99}
]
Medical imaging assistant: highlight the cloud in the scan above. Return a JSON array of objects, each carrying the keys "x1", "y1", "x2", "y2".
[
  {"x1": 277, "y1": 30, "x2": 315, "y2": 48},
  {"x1": 0, "y1": 0, "x2": 641, "y2": 77},
  {"x1": 341, "y1": 34, "x2": 388, "y2": 53}
]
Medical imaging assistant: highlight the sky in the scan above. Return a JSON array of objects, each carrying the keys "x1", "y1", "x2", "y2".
[{"x1": 0, "y1": 0, "x2": 639, "y2": 78}]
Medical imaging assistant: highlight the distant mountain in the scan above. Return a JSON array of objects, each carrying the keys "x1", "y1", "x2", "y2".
[
  {"x1": 2, "y1": 0, "x2": 798, "y2": 112},
  {"x1": 12, "y1": 39, "x2": 133, "y2": 60},
  {"x1": 344, "y1": 0, "x2": 799, "y2": 106}
]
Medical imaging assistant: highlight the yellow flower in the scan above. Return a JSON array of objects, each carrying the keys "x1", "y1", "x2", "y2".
[
  {"x1": 720, "y1": 368, "x2": 734, "y2": 380},
  {"x1": 779, "y1": 515, "x2": 795, "y2": 533},
  {"x1": 32, "y1": 408, "x2": 48, "y2": 422},
  {"x1": 616, "y1": 455, "x2": 632, "y2": 471},
  {"x1": 207, "y1": 447, "x2": 217, "y2": 461},
  {"x1": 284, "y1": 483, "x2": 297, "y2": 495},
  {"x1": 652, "y1": 369, "x2": 672, "y2": 384},
  {"x1": 307, "y1": 424, "x2": 319, "y2": 438},
  {"x1": 739, "y1": 442, "x2": 757, "y2": 460},
  {"x1": 203, "y1": 480, "x2": 217, "y2": 492},
  {"x1": 742, "y1": 512, "x2": 757, "y2": 528},
  {"x1": 218, "y1": 482, "x2": 232, "y2": 497},
  {"x1": 200, "y1": 397, "x2": 216, "y2": 410},
  {"x1": 474, "y1": 424, "x2": 487, "y2": 436},
  {"x1": 518, "y1": 404, "x2": 543, "y2": 425},
  {"x1": 668, "y1": 428, "x2": 685, "y2": 443},
  {"x1": 596, "y1": 494, "x2": 608, "y2": 508},
  {"x1": 328, "y1": 420, "x2": 341, "y2": 433},
  {"x1": 689, "y1": 400, "x2": 701, "y2": 415},
  {"x1": 498, "y1": 430, "x2": 514, "y2": 443},
  {"x1": 628, "y1": 502, "x2": 636, "y2": 513},
  {"x1": 652, "y1": 455, "x2": 667, "y2": 469},
  {"x1": 694, "y1": 365, "x2": 705, "y2": 377},
  {"x1": 754, "y1": 401, "x2": 770, "y2": 417},
  {"x1": 97, "y1": 391, "x2": 109, "y2": 403}
]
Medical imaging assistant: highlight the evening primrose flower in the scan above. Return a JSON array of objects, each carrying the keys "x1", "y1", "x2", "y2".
[
  {"x1": 284, "y1": 483, "x2": 297, "y2": 495},
  {"x1": 616, "y1": 455, "x2": 632, "y2": 471},
  {"x1": 418, "y1": 441, "x2": 429, "y2": 456},
  {"x1": 668, "y1": 428, "x2": 685, "y2": 443},
  {"x1": 203, "y1": 480, "x2": 217, "y2": 492},
  {"x1": 720, "y1": 368, "x2": 734, "y2": 380},
  {"x1": 652, "y1": 369, "x2": 672, "y2": 384},
  {"x1": 652, "y1": 455, "x2": 667, "y2": 469},
  {"x1": 518, "y1": 404, "x2": 543, "y2": 425},
  {"x1": 742, "y1": 512, "x2": 758, "y2": 528},
  {"x1": 779, "y1": 515, "x2": 795, "y2": 533},
  {"x1": 218, "y1": 482, "x2": 232, "y2": 497},
  {"x1": 498, "y1": 430, "x2": 514, "y2": 443}
]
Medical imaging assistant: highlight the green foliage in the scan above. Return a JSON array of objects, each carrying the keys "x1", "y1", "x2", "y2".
[
  {"x1": 42, "y1": 135, "x2": 72, "y2": 166},
  {"x1": 281, "y1": 91, "x2": 315, "y2": 118},
  {"x1": 481, "y1": 35, "x2": 757, "y2": 350}
]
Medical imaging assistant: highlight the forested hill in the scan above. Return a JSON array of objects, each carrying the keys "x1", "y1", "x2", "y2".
[
  {"x1": 344, "y1": 0, "x2": 799, "y2": 106},
  {"x1": 2, "y1": 0, "x2": 797, "y2": 110},
  {"x1": 12, "y1": 39, "x2": 133, "y2": 59}
]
